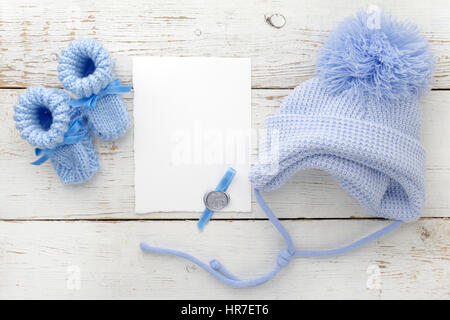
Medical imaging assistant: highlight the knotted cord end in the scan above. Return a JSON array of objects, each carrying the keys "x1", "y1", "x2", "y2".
[
  {"x1": 209, "y1": 259, "x2": 221, "y2": 270},
  {"x1": 277, "y1": 249, "x2": 294, "y2": 268}
]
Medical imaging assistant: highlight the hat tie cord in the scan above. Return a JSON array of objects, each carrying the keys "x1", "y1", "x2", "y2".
[{"x1": 140, "y1": 188, "x2": 403, "y2": 288}]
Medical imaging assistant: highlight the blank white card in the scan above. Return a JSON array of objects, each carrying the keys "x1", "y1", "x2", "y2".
[{"x1": 133, "y1": 57, "x2": 251, "y2": 213}]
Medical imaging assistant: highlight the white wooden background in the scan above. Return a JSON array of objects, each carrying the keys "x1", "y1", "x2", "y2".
[{"x1": 0, "y1": 0, "x2": 449, "y2": 299}]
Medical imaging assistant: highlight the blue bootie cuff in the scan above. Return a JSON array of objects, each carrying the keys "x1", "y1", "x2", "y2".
[
  {"x1": 58, "y1": 39, "x2": 114, "y2": 98},
  {"x1": 14, "y1": 87, "x2": 72, "y2": 149}
]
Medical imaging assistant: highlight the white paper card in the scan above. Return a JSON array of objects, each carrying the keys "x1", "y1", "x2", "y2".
[{"x1": 133, "y1": 57, "x2": 251, "y2": 213}]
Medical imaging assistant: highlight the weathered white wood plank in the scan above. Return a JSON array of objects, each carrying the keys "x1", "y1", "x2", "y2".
[
  {"x1": 1, "y1": 89, "x2": 450, "y2": 219},
  {"x1": 0, "y1": 0, "x2": 449, "y2": 89},
  {"x1": 0, "y1": 219, "x2": 447, "y2": 299}
]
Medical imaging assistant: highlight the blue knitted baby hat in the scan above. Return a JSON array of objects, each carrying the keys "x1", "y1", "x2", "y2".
[
  {"x1": 58, "y1": 39, "x2": 130, "y2": 141},
  {"x1": 14, "y1": 87, "x2": 100, "y2": 184},
  {"x1": 250, "y1": 9, "x2": 434, "y2": 222}
]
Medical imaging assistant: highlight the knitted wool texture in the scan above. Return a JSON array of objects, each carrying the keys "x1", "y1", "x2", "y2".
[
  {"x1": 250, "y1": 11, "x2": 433, "y2": 222},
  {"x1": 14, "y1": 87, "x2": 99, "y2": 184},
  {"x1": 58, "y1": 39, "x2": 129, "y2": 140}
]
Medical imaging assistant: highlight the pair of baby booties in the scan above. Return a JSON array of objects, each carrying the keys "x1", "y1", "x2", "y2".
[{"x1": 14, "y1": 39, "x2": 131, "y2": 184}]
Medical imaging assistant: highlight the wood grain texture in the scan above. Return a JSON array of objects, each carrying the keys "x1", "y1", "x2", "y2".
[
  {"x1": 0, "y1": 0, "x2": 449, "y2": 89},
  {"x1": 0, "y1": 219, "x2": 448, "y2": 299},
  {"x1": 0, "y1": 0, "x2": 449, "y2": 299},
  {"x1": 1, "y1": 89, "x2": 450, "y2": 219}
]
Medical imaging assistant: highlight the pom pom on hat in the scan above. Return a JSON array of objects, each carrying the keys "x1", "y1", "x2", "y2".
[{"x1": 316, "y1": 8, "x2": 434, "y2": 102}]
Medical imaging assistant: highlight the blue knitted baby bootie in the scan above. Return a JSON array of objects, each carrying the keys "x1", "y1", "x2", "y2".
[
  {"x1": 14, "y1": 87, "x2": 100, "y2": 184},
  {"x1": 58, "y1": 39, "x2": 130, "y2": 141}
]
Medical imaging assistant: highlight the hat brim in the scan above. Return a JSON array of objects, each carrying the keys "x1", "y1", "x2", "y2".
[{"x1": 249, "y1": 114, "x2": 425, "y2": 221}]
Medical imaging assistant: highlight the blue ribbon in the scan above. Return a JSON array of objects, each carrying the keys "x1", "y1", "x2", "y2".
[
  {"x1": 70, "y1": 78, "x2": 132, "y2": 109},
  {"x1": 198, "y1": 167, "x2": 236, "y2": 231},
  {"x1": 31, "y1": 119, "x2": 89, "y2": 166}
]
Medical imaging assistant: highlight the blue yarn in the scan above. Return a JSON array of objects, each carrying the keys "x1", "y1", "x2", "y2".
[
  {"x1": 141, "y1": 189, "x2": 402, "y2": 288},
  {"x1": 316, "y1": 9, "x2": 434, "y2": 102},
  {"x1": 58, "y1": 39, "x2": 130, "y2": 141},
  {"x1": 14, "y1": 87, "x2": 100, "y2": 184}
]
